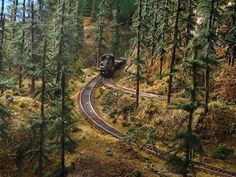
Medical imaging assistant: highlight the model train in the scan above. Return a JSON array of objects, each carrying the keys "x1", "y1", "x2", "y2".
[{"x1": 100, "y1": 54, "x2": 126, "y2": 77}]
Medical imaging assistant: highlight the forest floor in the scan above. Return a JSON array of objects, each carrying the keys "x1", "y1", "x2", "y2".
[
  {"x1": 1, "y1": 67, "x2": 230, "y2": 177},
  {"x1": 94, "y1": 66, "x2": 236, "y2": 173},
  {"x1": 65, "y1": 68, "x2": 218, "y2": 177},
  {"x1": 67, "y1": 68, "x2": 178, "y2": 177}
]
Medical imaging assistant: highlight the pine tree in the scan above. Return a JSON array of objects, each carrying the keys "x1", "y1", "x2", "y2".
[
  {"x1": 110, "y1": 0, "x2": 120, "y2": 59},
  {"x1": 30, "y1": 0, "x2": 36, "y2": 94},
  {"x1": 167, "y1": 0, "x2": 182, "y2": 104},
  {"x1": 169, "y1": 37, "x2": 204, "y2": 177},
  {"x1": 6, "y1": 0, "x2": 19, "y2": 72},
  {"x1": 197, "y1": 0, "x2": 220, "y2": 116},
  {"x1": 56, "y1": 0, "x2": 65, "y2": 83},
  {"x1": 38, "y1": 39, "x2": 47, "y2": 177},
  {"x1": 156, "y1": 0, "x2": 172, "y2": 79},
  {"x1": 135, "y1": 0, "x2": 143, "y2": 108},
  {"x1": 19, "y1": 0, "x2": 26, "y2": 88},
  {"x1": 76, "y1": 0, "x2": 84, "y2": 57},
  {"x1": 91, "y1": 0, "x2": 97, "y2": 22},
  {"x1": 150, "y1": 0, "x2": 159, "y2": 66},
  {"x1": 96, "y1": 0, "x2": 105, "y2": 67},
  {"x1": 225, "y1": 0, "x2": 236, "y2": 66},
  {"x1": 83, "y1": 0, "x2": 93, "y2": 17},
  {"x1": 0, "y1": 0, "x2": 5, "y2": 70},
  {"x1": 140, "y1": 0, "x2": 154, "y2": 66},
  {"x1": 182, "y1": 39, "x2": 203, "y2": 177},
  {"x1": 0, "y1": 102, "x2": 9, "y2": 139},
  {"x1": 183, "y1": 0, "x2": 196, "y2": 55},
  {"x1": 60, "y1": 67, "x2": 66, "y2": 177}
]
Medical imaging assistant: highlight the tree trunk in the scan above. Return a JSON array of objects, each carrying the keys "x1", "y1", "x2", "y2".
[
  {"x1": 30, "y1": 0, "x2": 35, "y2": 94},
  {"x1": 9, "y1": 0, "x2": 18, "y2": 72},
  {"x1": 204, "y1": 0, "x2": 214, "y2": 117},
  {"x1": 56, "y1": 1, "x2": 65, "y2": 83},
  {"x1": 97, "y1": 0, "x2": 105, "y2": 67},
  {"x1": 159, "y1": 0, "x2": 168, "y2": 79},
  {"x1": 114, "y1": 0, "x2": 120, "y2": 59},
  {"x1": 159, "y1": 52, "x2": 163, "y2": 79},
  {"x1": 60, "y1": 68, "x2": 66, "y2": 177},
  {"x1": 68, "y1": 0, "x2": 72, "y2": 14},
  {"x1": 135, "y1": 0, "x2": 142, "y2": 108},
  {"x1": 167, "y1": 0, "x2": 181, "y2": 104},
  {"x1": 232, "y1": 47, "x2": 235, "y2": 66},
  {"x1": 150, "y1": 1, "x2": 158, "y2": 67},
  {"x1": 38, "y1": 40, "x2": 47, "y2": 177},
  {"x1": 231, "y1": 0, "x2": 236, "y2": 66},
  {"x1": 184, "y1": 48, "x2": 197, "y2": 177},
  {"x1": 185, "y1": 0, "x2": 192, "y2": 51},
  {"x1": 0, "y1": 0, "x2": 5, "y2": 70},
  {"x1": 19, "y1": 0, "x2": 26, "y2": 88}
]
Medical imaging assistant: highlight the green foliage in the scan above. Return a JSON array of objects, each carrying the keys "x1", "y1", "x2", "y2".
[
  {"x1": 19, "y1": 101, "x2": 26, "y2": 109},
  {"x1": 109, "y1": 0, "x2": 120, "y2": 57},
  {"x1": 46, "y1": 163, "x2": 62, "y2": 177},
  {"x1": 118, "y1": 103, "x2": 135, "y2": 115},
  {"x1": 123, "y1": 125, "x2": 158, "y2": 152},
  {"x1": 0, "y1": 72, "x2": 15, "y2": 90},
  {"x1": 166, "y1": 156, "x2": 185, "y2": 174},
  {"x1": 121, "y1": 121, "x2": 131, "y2": 127},
  {"x1": 83, "y1": 0, "x2": 93, "y2": 16},
  {"x1": 47, "y1": 99, "x2": 79, "y2": 154},
  {"x1": 0, "y1": 103, "x2": 9, "y2": 118},
  {"x1": 209, "y1": 144, "x2": 234, "y2": 160},
  {"x1": 131, "y1": 169, "x2": 142, "y2": 177},
  {"x1": 102, "y1": 90, "x2": 123, "y2": 112},
  {"x1": 0, "y1": 104, "x2": 9, "y2": 139},
  {"x1": 172, "y1": 131, "x2": 204, "y2": 155}
]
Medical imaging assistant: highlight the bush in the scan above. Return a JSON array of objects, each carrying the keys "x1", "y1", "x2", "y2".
[
  {"x1": 165, "y1": 156, "x2": 185, "y2": 175},
  {"x1": 118, "y1": 103, "x2": 135, "y2": 115},
  {"x1": 19, "y1": 101, "x2": 26, "y2": 109},
  {"x1": 46, "y1": 164, "x2": 61, "y2": 177},
  {"x1": 176, "y1": 90, "x2": 189, "y2": 98},
  {"x1": 214, "y1": 65, "x2": 236, "y2": 102},
  {"x1": 131, "y1": 169, "x2": 141, "y2": 177},
  {"x1": 109, "y1": 109, "x2": 118, "y2": 118},
  {"x1": 144, "y1": 103, "x2": 159, "y2": 119},
  {"x1": 122, "y1": 121, "x2": 131, "y2": 127},
  {"x1": 152, "y1": 118, "x2": 163, "y2": 126},
  {"x1": 209, "y1": 144, "x2": 233, "y2": 160},
  {"x1": 102, "y1": 90, "x2": 123, "y2": 112}
]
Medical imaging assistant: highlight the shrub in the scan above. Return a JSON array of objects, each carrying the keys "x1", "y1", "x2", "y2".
[
  {"x1": 198, "y1": 100, "x2": 236, "y2": 142},
  {"x1": 165, "y1": 156, "x2": 185, "y2": 175},
  {"x1": 144, "y1": 103, "x2": 159, "y2": 119},
  {"x1": 122, "y1": 121, "x2": 131, "y2": 127},
  {"x1": 131, "y1": 169, "x2": 141, "y2": 177},
  {"x1": 209, "y1": 144, "x2": 233, "y2": 160},
  {"x1": 118, "y1": 103, "x2": 135, "y2": 115},
  {"x1": 109, "y1": 109, "x2": 118, "y2": 119},
  {"x1": 19, "y1": 101, "x2": 26, "y2": 109},
  {"x1": 214, "y1": 65, "x2": 236, "y2": 102},
  {"x1": 152, "y1": 118, "x2": 163, "y2": 126},
  {"x1": 102, "y1": 90, "x2": 123, "y2": 112},
  {"x1": 176, "y1": 90, "x2": 189, "y2": 98}
]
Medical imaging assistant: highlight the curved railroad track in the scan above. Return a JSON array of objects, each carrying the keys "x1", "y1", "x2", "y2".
[
  {"x1": 78, "y1": 75, "x2": 236, "y2": 177},
  {"x1": 103, "y1": 78, "x2": 165, "y2": 100}
]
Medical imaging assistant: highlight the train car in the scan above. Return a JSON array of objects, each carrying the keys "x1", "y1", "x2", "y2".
[
  {"x1": 100, "y1": 54, "x2": 127, "y2": 78},
  {"x1": 114, "y1": 57, "x2": 127, "y2": 69},
  {"x1": 100, "y1": 54, "x2": 115, "y2": 77}
]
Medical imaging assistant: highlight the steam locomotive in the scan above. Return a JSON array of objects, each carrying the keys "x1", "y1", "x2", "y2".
[{"x1": 100, "y1": 54, "x2": 126, "y2": 78}]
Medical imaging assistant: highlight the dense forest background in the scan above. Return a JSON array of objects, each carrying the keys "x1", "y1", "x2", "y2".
[{"x1": 0, "y1": 0, "x2": 236, "y2": 177}]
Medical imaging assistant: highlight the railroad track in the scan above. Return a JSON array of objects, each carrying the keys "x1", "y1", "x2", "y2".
[
  {"x1": 78, "y1": 75, "x2": 236, "y2": 177},
  {"x1": 103, "y1": 78, "x2": 166, "y2": 100}
]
